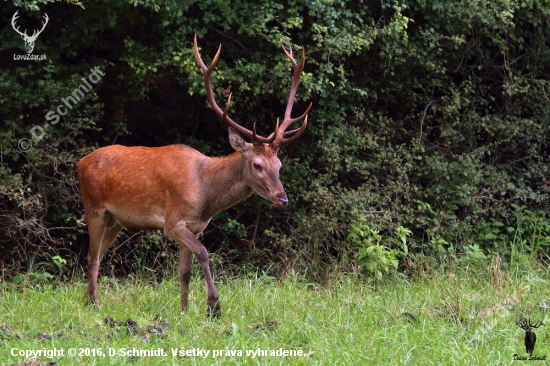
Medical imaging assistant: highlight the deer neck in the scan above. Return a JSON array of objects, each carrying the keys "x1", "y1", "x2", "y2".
[{"x1": 199, "y1": 152, "x2": 253, "y2": 218}]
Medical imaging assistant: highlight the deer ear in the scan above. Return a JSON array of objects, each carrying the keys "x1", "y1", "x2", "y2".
[{"x1": 228, "y1": 127, "x2": 248, "y2": 151}]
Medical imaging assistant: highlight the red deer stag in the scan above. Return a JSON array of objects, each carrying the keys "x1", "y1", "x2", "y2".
[{"x1": 77, "y1": 35, "x2": 312, "y2": 317}]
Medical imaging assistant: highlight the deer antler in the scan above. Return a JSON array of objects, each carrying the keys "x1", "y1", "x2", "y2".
[
  {"x1": 11, "y1": 11, "x2": 48, "y2": 40},
  {"x1": 517, "y1": 317, "x2": 544, "y2": 330},
  {"x1": 11, "y1": 11, "x2": 49, "y2": 53},
  {"x1": 32, "y1": 13, "x2": 49, "y2": 40},
  {"x1": 271, "y1": 43, "x2": 312, "y2": 147},
  {"x1": 528, "y1": 319, "x2": 544, "y2": 329},
  {"x1": 11, "y1": 11, "x2": 27, "y2": 38},
  {"x1": 194, "y1": 35, "x2": 277, "y2": 144},
  {"x1": 194, "y1": 35, "x2": 311, "y2": 146}
]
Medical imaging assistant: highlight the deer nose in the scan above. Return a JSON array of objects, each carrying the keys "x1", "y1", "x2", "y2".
[{"x1": 277, "y1": 194, "x2": 288, "y2": 206}]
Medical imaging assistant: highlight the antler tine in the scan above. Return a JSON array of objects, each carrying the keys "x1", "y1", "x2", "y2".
[
  {"x1": 529, "y1": 319, "x2": 544, "y2": 328},
  {"x1": 31, "y1": 13, "x2": 49, "y2": 39},
  {"x1": 252, "y1": 123, "x2": 258, "y2": 141},
  {"x1": 37, "y1": 13, "x2": 49, "y2": 35},
  {"x1": 280, "y1": 45, "x2": 306, "y2": 122},
  {"x1": 280, "y1": 114, "x2": 308, "y2": 144},
  {"x1": 222, "y1": 92, "x2": 232, "y2": 121},
  {"x1": 194, "y1": 34, "x2": 277, "y2": 144},
  {"x1": 11, "y1": 11, "x2": 27, "y2": 37},
  {"x1": 516, "y1": 317, "x2": 527, "y2": 329},
  {"x1": 288, "y1": 102, "x2": 313, "y2": 124}
]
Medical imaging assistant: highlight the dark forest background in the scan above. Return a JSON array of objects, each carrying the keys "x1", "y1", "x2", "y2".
[{"x1": 1, "y1": 0, "x2": 549, "y2": 282}]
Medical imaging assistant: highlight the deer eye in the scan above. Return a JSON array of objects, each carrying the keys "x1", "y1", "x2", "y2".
[{"x1": 253, "y1": 163, "x2": 262, "y2": 171}]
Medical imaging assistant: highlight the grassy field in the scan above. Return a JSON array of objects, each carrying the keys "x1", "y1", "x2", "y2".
[{"x1": 1, "y1": 264, "x2": 549, "y2": 365}]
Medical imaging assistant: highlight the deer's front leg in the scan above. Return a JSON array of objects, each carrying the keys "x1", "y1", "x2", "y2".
[{"x1": 166, "y1": 221, "x2": 220, "y2": 317}]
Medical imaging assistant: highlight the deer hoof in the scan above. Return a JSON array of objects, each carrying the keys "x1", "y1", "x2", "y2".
[{"x1": 207, "y1": 302, "x2": 221, "y2": 318}]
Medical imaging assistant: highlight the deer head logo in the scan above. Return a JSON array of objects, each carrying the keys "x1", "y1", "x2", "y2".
[
  {"x1": 516, "y1": 317, "x2": 544, "y2": 355},
  {"x1": 11, "y1": 11, "x2": 49, "y2": 54}
]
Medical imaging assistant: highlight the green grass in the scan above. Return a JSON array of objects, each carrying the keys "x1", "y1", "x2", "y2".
[{"x1": 1, "y1": 265, "x2": 549, "y2": 365}]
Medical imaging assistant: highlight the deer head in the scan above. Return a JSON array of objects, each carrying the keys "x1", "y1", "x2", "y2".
[
  {"x1": 11, "y1": 11, "x2": 49, "y2": 54},
  {"x1": 194, "y1": 35, "x2": 312, "y2": 207}
]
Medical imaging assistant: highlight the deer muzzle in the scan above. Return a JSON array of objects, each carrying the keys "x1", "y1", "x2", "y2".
[{"x1": 276, "y1": 193, "x2": 288, "y2": 207}]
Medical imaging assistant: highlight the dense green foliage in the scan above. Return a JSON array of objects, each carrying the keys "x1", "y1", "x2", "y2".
[{"x1": 1, "y1": 0, "x2": 549, "y2": 278}]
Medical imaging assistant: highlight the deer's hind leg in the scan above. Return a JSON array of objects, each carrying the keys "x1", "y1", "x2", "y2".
[{"x1": 85, "y1": 209, "x2": 122, "y2": 305}]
